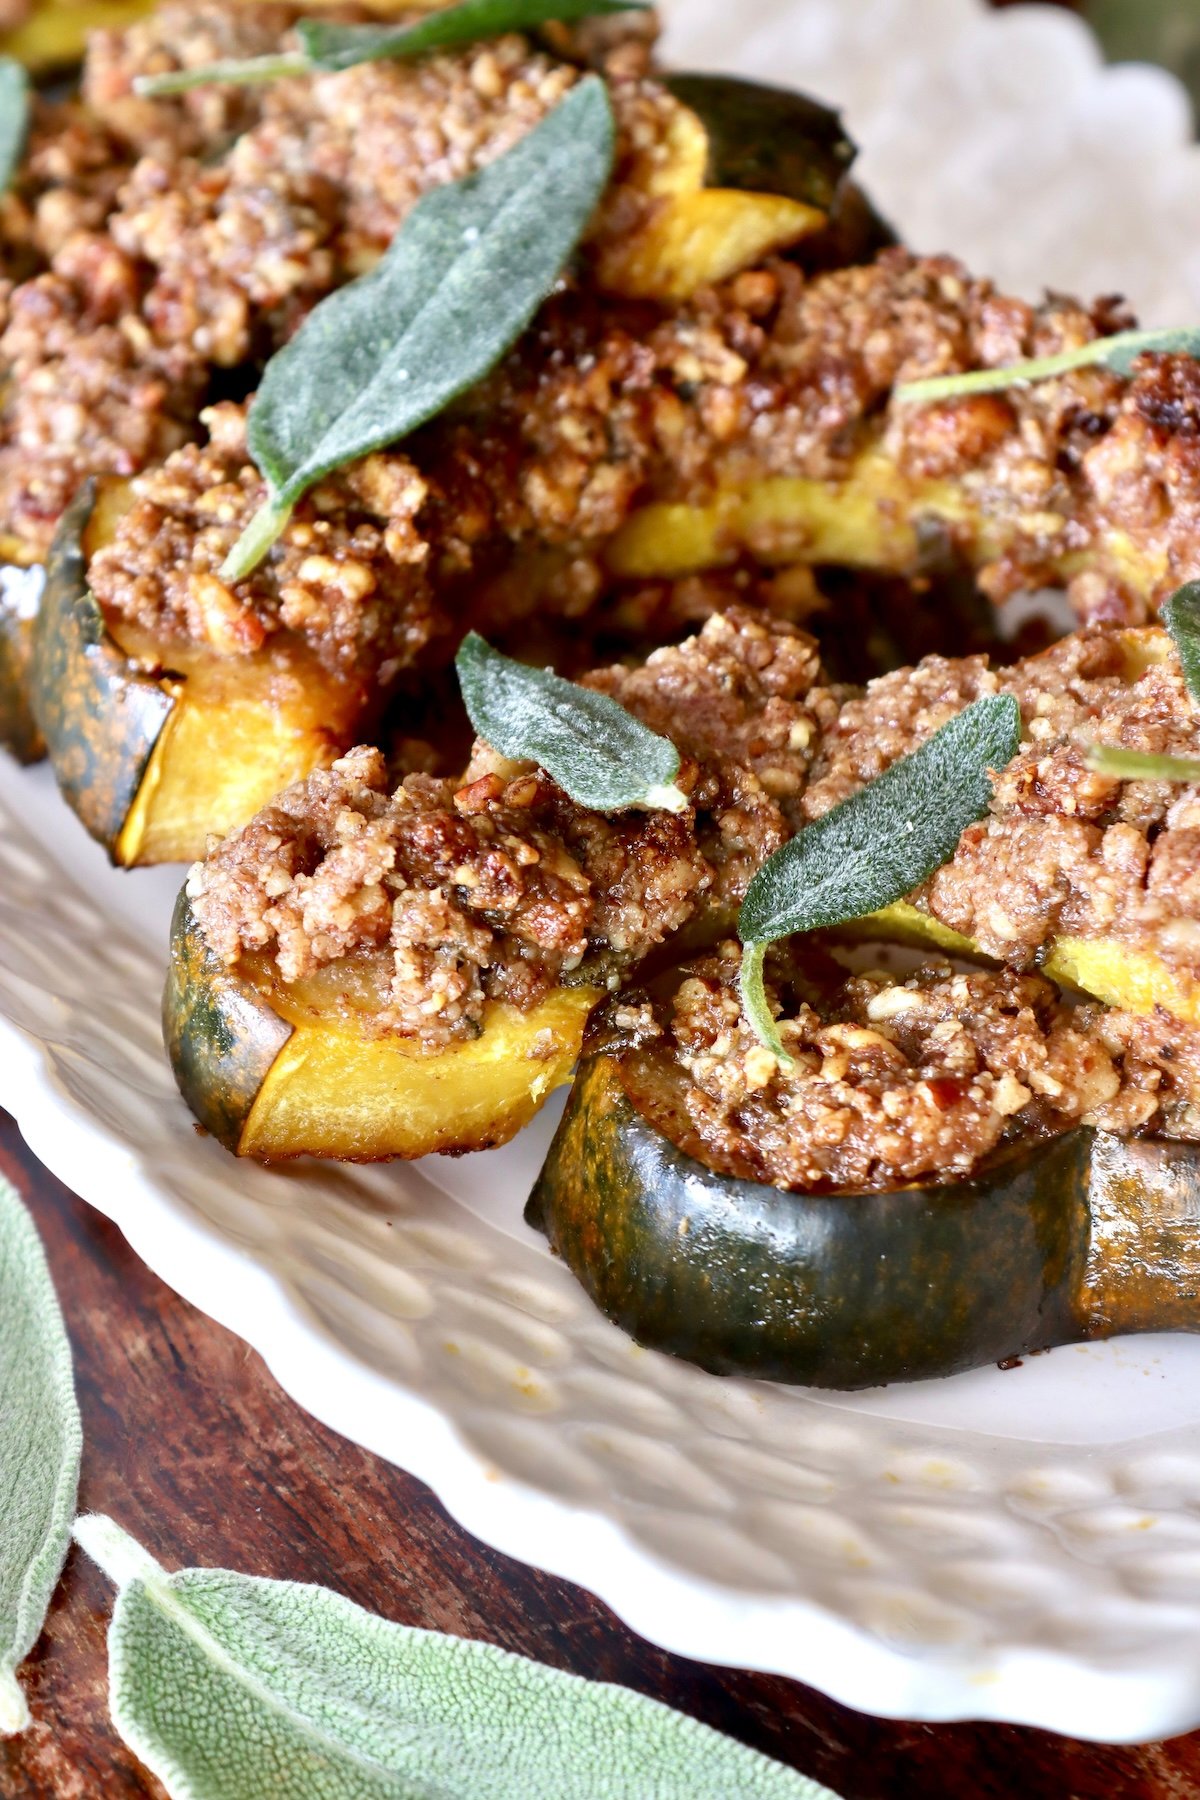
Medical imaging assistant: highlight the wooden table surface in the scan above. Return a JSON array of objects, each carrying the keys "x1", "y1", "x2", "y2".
[{"x1": 0, "y1": 1110, "x2": 1198, "y2": 1799}]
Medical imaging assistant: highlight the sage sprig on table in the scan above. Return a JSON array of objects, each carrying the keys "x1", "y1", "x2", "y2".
[
  {"x1": 220, "y1": 78, "x2": 613, "y2": 582},
  {"x1": 0, "y1": 1177, "x2": 81, "y2": 1734},
  {"x1": 0, "y1": 59, "x2": 30, "y2": 197},
  {"x1": 1164, "y1": 581, "x2": 1200, "y2": 705},
  {"x1": 75, "y1": 1513, "x2": 838, "y2": 1800},
  {"x1": 738, "y1": 693, "x2": 1021, "y2": 1057},
  {"x1": 134, "y1": 0, "x2": 645, "y2": 94},
  {"x1": 456, "y1": 632, "x2": 688, "y2": 812},
  {"x1": 895, "y1": 325, "x2": 1200, "y2": 406}
]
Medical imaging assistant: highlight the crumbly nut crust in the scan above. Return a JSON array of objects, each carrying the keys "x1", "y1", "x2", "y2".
[
  {"x1": 187, "y1": 608, "x2": 832, "y2": 1042},
  {"x1": 88, "y1": 402, "x2": 435, "y2": 671},
  {"x1": 642, "y1": 942, "x2": 1200, "y2": 1192},
  {"x1": 0, "y1": 5, "x2": 676, "y2": 563}
]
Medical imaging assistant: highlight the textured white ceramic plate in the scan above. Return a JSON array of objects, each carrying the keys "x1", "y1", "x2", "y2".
[{"x1": 6, "y1": 0, "x2": 1200, "y2": 1744}]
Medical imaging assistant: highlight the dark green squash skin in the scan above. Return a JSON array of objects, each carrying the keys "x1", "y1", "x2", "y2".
[
  {"x1": 28, "y1": 483, "x2": 176, "y2": 861},
  {"x1": 664, "y1": 74, "x2": 854, "y2": 211},
  {"x1": 527, "y1": 1055, "x2": 1200, "y2": 1389},
  {"x1": 162, "y1": 888, "x2": 292, "y2": 1154},
  {"x1": 0, "y1": 566, "x2": 44, "y2": 764}
]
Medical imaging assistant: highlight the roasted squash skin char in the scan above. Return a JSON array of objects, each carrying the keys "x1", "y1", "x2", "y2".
[
  {"x1": 28, "y1": 487, "x2": 367, "y2": 866},
  {"x1": 528, "y1": 1052, "x2": 1200, "y2": 1389},
  {"x1": 164, "y1": 891, "x2": 602, "y2": 1162}
]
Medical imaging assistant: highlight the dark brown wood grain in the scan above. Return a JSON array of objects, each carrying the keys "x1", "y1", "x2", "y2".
[{"x1": 1, "y1": 1108, "x2": 1199, "y2": 1800}]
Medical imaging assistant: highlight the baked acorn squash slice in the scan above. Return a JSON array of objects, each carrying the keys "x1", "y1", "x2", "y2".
[
  {"x1": 595, "y1": 75, "x2": 847, "y2": 301},
  {"x1": 164, "y1": 890, "x2": 602, "y2": 1161},
  {"x1": 28, "y1": 485, "x2": 369, "y2": 866},
  {"x1": 528, "y1": 1050, "x2": 1200, "y2": 1389}
]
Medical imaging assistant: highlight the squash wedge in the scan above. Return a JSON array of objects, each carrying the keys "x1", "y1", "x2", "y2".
[
  {"x1": 596, "y1": 76, "x2": 856, "y2": 301},
  {"x1": 528, "y1": 1051, "x2": 1200, "y2": 1388},
  {"x1": 29, "y1": 486, "x2": 369, "y2": 866},
  {"x1": 164, "y1": 891, "x2": 601, "y2": 1161}
]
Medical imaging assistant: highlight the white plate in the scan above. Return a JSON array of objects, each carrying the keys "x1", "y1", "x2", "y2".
[{"x1": 6, "y1": 0, "x2": 1200, "y2": 1744}]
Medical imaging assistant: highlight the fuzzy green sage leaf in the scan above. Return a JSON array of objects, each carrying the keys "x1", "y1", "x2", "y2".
[
  {"x1": 739, "y1": 692, "x2": 1021, "y2": 947},
  {"x1": 0, "y1": 59, "x2": 30, "y2": 197},
  {"x1": 135, "y1": 0, "x2": 645, "y2": 94},
  {"x1": 0, "y1": 1177, "x2": 81, "y2": 1734},
  {"x1": 456, "y1": 631, "x2": 687, "y2": 812},
  {"x1": 1164, "y1": 580, "x2": 1200, "y2": 706},
  {"x1": 76, "y1": 1513, "x2": 840, "y2": 1800},
  {"x1": 1086, "y1": 744, "x2": 1200, "y2": 784},
  {"x1": 221, "y1": 78, "x2": 613, "y2": 582},
  {"x1": 895, "y1": 326, "x2": 1200, "y2": 405}
]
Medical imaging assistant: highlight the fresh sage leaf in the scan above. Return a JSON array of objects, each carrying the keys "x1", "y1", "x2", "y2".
[
  {"x1": 135, "y1": 0, "x2": 644, "y2": 94},
  {"x1": 738, "y1": 692, "x2": 1021, "y2": 945},
  {"x1": 1163, "y1": 580, "x2": 1200, "y2": 706},
  {"x1": 222, "y1": 78, "x2": 614, "y2": 581},
  {"x1": 1086, "y1": 744, "x2": 1200, "y2": 784},
  {"x1": 0, "y1": 1177, "x2": 81, "y2": 1734},
  {"x1": 75, "y1": 1513, "x2": 840, "y2": 1800},
  {"x1": 0, "y1": 59, "x2": 30, "y2": 197},
  {"x1": 456, "y1": 631, "x2": 687, "y2": 812},
  {"x1": 895, "y1": 326, "x2": 1200, "y2": 405}
]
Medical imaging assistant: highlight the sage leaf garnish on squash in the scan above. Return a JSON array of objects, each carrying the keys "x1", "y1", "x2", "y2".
[
  {"x1": 0, "y1": 1177, "x2": 81, "y2": 1734},
  {"x1": 1164, "y1": 580, "x2": 1200, "y2": 705},
  {"x1": 0, "y1": 59, "x2": 29, "y2": 196},
  {"x1": 135, "y1": 0, "x2": 645, "y2": 93},
  {"x1": 456, "y1": 631, "x2": 688, "y2": 812},
  {"x1": 738, "y1": 693, "x2": 1021, "y2": 1057},
  {"x1": 1086, "y1": 745, "x2": 1200, "y2": 784},
  {"x1": 75, "y1": 1513, "x2": 840, "y2": 1800},
  {"x1": 220, "y1": 78, "x2": 613, "y2": 582},
  {"x1": 895, "y1": 325, "x2": 1200, "y2": 405}
]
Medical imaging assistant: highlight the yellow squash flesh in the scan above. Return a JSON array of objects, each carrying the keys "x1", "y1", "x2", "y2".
[
  {"x1": 242, "y1": 987, "x2": 601, "y2": 1161},
  {"x1": 606, "y1": 439, "x2": 1162, "y2": 608},
  {"x1": 1, "y1": 0, "x2": 153, "y2": 70},
  {"x1": 597, "y1": 99, "x2": 826, "y2": 302},
  {"x1": 112, "y1": 628, "x2": 366, "y2": 867}
]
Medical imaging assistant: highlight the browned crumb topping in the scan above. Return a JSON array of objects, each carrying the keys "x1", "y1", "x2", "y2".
[
  {"x1": 805, "y1": 627, "x2": 1200, "y2": 976},
  {"x1": 83, "y1": 241, "x2": 1200, "y2": 665},
  {"x1": 187, "y1": 609, "x2": 832, "y2": 1042},
  {"x1": 88, "y1": 402, "x2": 435, "y2": 671},
  {"x1": 634, "y1": 942, "x2": 1200, "y2": 1192},
  {"x1": 188, "y1": 606, "x2": 1200, "y2": 1043},
  {"x1": 0, "y1": 4, "x2": 674, "y2": 563}
]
